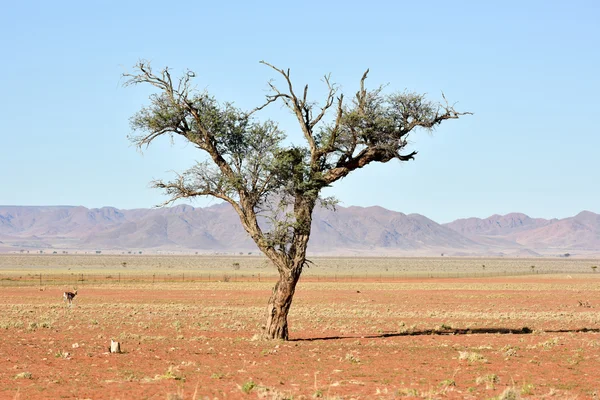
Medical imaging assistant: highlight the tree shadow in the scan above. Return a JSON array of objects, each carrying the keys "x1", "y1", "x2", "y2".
[{"x1": 290, "y1": 327, "x2": 600, "y2": 342}]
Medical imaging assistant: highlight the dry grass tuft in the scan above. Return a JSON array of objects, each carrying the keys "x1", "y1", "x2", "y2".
[{"x1": 458, "y1": 351, "x2": 487, "y2": 363}]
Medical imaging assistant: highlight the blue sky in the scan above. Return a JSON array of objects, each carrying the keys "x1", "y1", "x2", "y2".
[{"x1": 1, "y1": 0, "x2": 598, "y2": 223}]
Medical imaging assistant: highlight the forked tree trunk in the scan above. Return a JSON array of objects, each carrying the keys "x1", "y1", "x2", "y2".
[
  {"x1": 262, "y1": 195, "x2": 315, "y2": 340},
  {"x1": 264, "y1": 267, "x2": 301, "y2": 340}
]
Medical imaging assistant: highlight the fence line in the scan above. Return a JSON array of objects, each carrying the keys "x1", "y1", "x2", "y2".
[{"x1": 0, "y1": 269, "x2": 588, "y2": 287}]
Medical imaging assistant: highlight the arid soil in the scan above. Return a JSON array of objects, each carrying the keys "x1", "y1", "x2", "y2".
[{"x1": 1, "y1": 274, "x2": 600, "y2": 399}]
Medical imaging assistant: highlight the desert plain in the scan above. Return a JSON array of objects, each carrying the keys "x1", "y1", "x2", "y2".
[{"x1": 1, "y1": 254, "x2": 599, "y2": 399}]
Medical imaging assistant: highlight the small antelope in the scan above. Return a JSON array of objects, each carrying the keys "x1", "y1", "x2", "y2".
[{"x1": 63, "y1": 289, "x2": 78, "y2": 306}]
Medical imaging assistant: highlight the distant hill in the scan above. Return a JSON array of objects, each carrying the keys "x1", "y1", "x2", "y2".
[
  {"x1": 0, "y1": 205, "x2": 599, "y2": 256},
  {"x1": 443, "y1": 211, "x2": 600, "y2": 255},
  {"x1": 443, "y1": 213, "x2": 555, "y2": 236}
]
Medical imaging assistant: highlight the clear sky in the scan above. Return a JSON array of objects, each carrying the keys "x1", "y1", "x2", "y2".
[{"x1": 1, "y1": 0, "x2": 598, "y2": 223}]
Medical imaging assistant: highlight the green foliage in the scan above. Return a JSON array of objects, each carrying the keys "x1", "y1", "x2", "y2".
[
  {"x1": 124, "y1": 62, "x2": 466, "y2": 264},
  {"x1": 521, "y1": 383, "x2": 535, "y2": 395},
  {"x1": 440, "y1": 378, "x2": 456, "y2": 387},
  {"x1": 157, "y1": 366, "x2": 185, "y2": 381},
  {"x1": 241, "y1": 380, "x2": 256, "y2": 394}
]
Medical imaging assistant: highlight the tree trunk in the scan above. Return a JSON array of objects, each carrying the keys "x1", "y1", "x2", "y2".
[{"x1": 264, "y1": 268, "x2": 301, "y2": 340}]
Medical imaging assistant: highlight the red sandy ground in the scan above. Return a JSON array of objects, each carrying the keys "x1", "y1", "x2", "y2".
[{"x1": 1, "y1": 277, "x2": 600, "y2": 399}]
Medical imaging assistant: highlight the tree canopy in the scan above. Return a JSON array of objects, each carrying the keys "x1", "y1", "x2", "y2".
[{"x1": 125, "y1": 61, "x2": 470, "y2": 339}]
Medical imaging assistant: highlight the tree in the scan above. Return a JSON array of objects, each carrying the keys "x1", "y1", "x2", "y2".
[{"x1": 124, "y1": 61, "x2": 470, "y2": 340}]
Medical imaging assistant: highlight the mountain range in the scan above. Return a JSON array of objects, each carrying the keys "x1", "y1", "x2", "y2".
[{"x1": 0, "y1": 204, "x2": 599, "y2": 256}]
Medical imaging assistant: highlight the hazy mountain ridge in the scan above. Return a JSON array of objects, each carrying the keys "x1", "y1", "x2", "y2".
[
  {"x1": 443, "y1": 211, "x2": 600, "y2": 254},
  {"x1": 0, "y1": 205, "x2": 598, "y2": 256},
  {"x1": 443, "y1": 213, "x2": 556, "y2": 236}
]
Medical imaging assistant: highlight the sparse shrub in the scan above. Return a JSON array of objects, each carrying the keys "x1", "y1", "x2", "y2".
[
  {"x1": 458, "y1": 351, "x2": 487, "y2": 364},
  {"x1": 345, "y1": 352, "x2": 361, "y2": 364},
  {"x1": 501, "y1": 344, "x2": 518, "y2": 357},
  {"x1": 157, "y1": 366, "x2": 185, "y2": 381},
  {"x1": 498, "y1": 387, "x2": 520, "y2": 400},
  {"x1": 54, "y1": 350, "x2": 70, "y2": 359},
  {"x1": 241, "y1": 380, "x2": 256, "y2": 394},
  {"x1": 440, "y1": 378, "x2": 456, "y2": 387},
  {"x1": 121, "y1": 370, "x2": 138, "y2": 382},
  {"x1": 232, "y1": 262, "x2": 241, "y2": 270},
  {"x1": 592, "y1": 266, "x2": 597, "y2": 272},
  {"x1": 530, "y1": 337, "x2": 560, "y2": 350},
  {"x1": 397, "y1": 321, "x2": 409, "y2": 333},
  {"x1": 397, "y1": 388, "x2": 419, "y2": 397},
  {"x1": 39, "y1": 321, "x2": 52, "y2": 329},
  {"x1": 476, "y1": 374, "x2": 499, "y2": 389},
  {"x1": 119, "y1": 332, "x2": 141, "y2": 341},
  {"x1": 521, "y1": 383, "x2": 534, "y2": 395},
  {"x1": 578, "y1": 300, "x2": 591, "y2": 308}
]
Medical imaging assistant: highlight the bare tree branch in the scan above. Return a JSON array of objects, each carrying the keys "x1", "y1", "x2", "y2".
[{"x1": 260, "y1": 61, "x2": 316, "y2": 154}]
